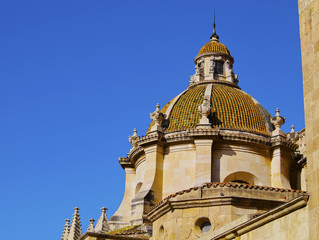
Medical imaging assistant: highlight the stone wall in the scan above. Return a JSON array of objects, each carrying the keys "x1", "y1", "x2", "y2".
[
  {"x1": 299, "y1": 0, "x2": 319, "y2": 239},
  {"x1": 148, "y1": 183, "x2": 305, "y2": 240},
  {"x1": 238, "y1": 206, "x2": 309, "y2": 240}
]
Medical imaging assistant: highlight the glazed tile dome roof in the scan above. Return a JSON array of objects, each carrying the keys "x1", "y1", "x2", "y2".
[
  {"x1": 198, "y1": 41, "x2": 230, "y2": 55},
  {"x1": 147, "y1": 83, "x2": 272, "y2": 135}
]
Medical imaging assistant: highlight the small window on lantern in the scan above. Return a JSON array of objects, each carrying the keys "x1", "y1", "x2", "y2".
[{"x1": 215, "y1": 60, "x2": 224, "y2": 74}]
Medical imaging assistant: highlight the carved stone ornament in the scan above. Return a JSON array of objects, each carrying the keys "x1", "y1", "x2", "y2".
[
  {"x1": 197, "y1": 96, "x2": 211, "y2": 127},
  {"x1": 150, "y1": 103, "x2": 165, "y2": 132},
  {"x1": 270, "y1": 108, "x2": 286, "y2": 137},
  {"x1": 129, "y1": 128, "x2": 140, "y2": 149},
  {"x1": 195, "y1": 64, "x2": 199, "y2": 75},
  {"x1": 210, "y1": 56, "x2": 215, "y2": 73},
  {"x1": 287, "y1": 124, "x2": 299, "y2": 141}
]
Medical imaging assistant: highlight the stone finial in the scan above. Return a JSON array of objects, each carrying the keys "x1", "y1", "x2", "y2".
[
  {"x1": 287, "y1": 124, "x2": 299, "y2": 140},
  {"x1": 270, "y1": 108, "x2": 286, "y2": 137},
  {"x1": 150, "y1": 104, "x2": 165, "y2": 132},
  {"x1": 68, "y1": 207, "x2": 82, "y2": 240},
  {"x1": 61, "y1": 219, "x2": 70, "y2": 240},
  {"x1": 129, "y1": 128, "x2": 140, "y2": 149},
  {"x1": 87, "y1": 218, "x2": 95, "y2": 232},
  {"x1": 94, "y1": 207, "x2": 110, "y2": 233},
  {"x1": 197, "y1": 96, "x2": 211, "y2": 128}
]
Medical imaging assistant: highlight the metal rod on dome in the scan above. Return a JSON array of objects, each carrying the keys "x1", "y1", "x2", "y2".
[
  {"x1": 210, "y1": 11, "x2": 219, "y2": 41},
  {"x1": 213, "y1": 11, "x2": 216, "y2": 34}
]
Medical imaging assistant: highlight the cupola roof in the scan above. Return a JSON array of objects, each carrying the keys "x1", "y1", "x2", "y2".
[
  {"x1": 198, "y1": 41, "x2": 230, "y2": 55},
  {"x1": 196, "y1": 17, "x2": 232, "y2": 59}
]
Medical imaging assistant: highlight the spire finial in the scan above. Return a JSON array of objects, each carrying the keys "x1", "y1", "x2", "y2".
[
  {"x1": 87, "y1": 218, "x2": 95, "y2": 232},
  {"x1": 210, "y1": 11, "x2": 219, "y2": 42}
]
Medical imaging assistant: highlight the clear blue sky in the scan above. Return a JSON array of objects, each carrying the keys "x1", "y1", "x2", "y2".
[{"x1": 0, "y1": 1, "x2": 303, "y2": 239}]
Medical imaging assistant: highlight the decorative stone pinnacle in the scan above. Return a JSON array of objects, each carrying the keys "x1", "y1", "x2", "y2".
[
  {"x1": 150, "y1": 103, "x2": 165, "y2": 132},
  {"x1": 287, "y1": 124, "x2": 298, "y2": 140},
  {"x1": 68, "y1": 207, "x2": 82, "y2": 240},
  {"x1": 129, "y1": 128, "x2": 140, "y2": 149},
  {"x1": 87, "y1": 218, "x2": 95, "y2": 232},
  {"x1": 270, "y1": 108, "x2": 286, "y2": 137},
  {"x1": 61, "y1": 219, "x2": 70, "y2": 240},
  {"x1": 95, "y1": 207, "x2": 110, "y2": 233}
]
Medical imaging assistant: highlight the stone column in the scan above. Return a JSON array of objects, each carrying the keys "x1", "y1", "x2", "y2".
[
  {"x1": 271, "y1": 146, "x2": 291, "y2": 189},
  {"x1": 194, "y1": 139, "x2": 213, "y2": 186}
]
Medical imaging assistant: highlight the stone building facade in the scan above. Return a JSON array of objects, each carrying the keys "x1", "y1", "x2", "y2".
[{"x1": 61, "y1": 1, "x2": 319, "y2": 239}]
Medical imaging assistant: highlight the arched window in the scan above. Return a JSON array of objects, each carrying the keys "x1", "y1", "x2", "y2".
[
  {"x1": 223, "y1": 171, "x2": 259, "y2": 185},
  {"x1": 230, "y1": 180, "x2": 250, "y2": 184}
]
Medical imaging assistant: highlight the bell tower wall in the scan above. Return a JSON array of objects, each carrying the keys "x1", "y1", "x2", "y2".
[{"x1": 299, "y1": 0, "x2": 319, "y2": 239}]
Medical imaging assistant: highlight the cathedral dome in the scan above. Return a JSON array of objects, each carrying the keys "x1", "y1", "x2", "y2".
[
  {"x1": 147, "y1": 22, "x2": 273, "y2": 136},
  {"x1": 147, "y1": 82, "x2": 273, "y2": 136}
]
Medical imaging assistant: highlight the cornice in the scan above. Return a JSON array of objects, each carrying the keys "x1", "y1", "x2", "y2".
[
  {"x1": 138, "y1": 131, "x2": 165, "y2": 147},
  {"x1": 271, "y1": 135, "x2": 299, "y2": 150},
  {"x1": 127, "y1": 146, "x2": 144, "y2": 163},
  {"x1": 119, "y1": 157, "x2": 134, "y2": 169},
  {"x1": 122, "y1": 129, "x2": 299, "y2": 169}
]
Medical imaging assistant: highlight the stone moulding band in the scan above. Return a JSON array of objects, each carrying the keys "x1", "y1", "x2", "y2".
[
  {"x1": 147, "y1": 196, "x2": 287, "y2": 223},
  {"x1": 147, "y1": 182, "x2": 307, "y2": 220}
]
